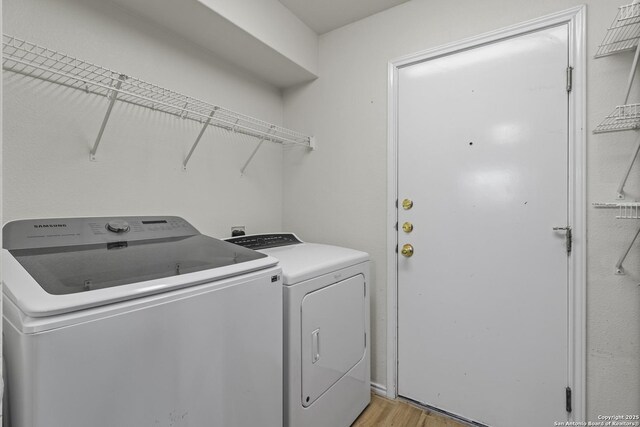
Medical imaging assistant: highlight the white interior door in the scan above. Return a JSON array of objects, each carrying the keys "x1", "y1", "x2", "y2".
[{"x1": 397, "y1": 25, "x2": 570, "y2": 427}]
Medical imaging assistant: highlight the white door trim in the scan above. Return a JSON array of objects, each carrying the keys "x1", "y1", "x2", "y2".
[{"x1": 386, "y1": 5, "x2": 586, "y2": 420}]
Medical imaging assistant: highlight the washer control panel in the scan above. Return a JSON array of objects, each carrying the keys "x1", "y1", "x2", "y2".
[
  {"x1": 3, "y1": 216, "x2": 199, "y2": 250},
  {"x1": 226, "y1": 233, "x2": 303, "y2": 250}
]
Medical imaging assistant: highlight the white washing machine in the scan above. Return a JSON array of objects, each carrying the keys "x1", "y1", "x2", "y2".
[
  {"x1": 226, "y1": 233, "x2": 371, "y2": 427},
  {"x1": 3, "y1": 216, "x2": 283, "y2": 427}
]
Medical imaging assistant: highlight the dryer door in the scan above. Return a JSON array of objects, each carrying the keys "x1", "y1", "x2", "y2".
[{"x1": 301, "y1": 274, "x2": 366, "y2": 406}]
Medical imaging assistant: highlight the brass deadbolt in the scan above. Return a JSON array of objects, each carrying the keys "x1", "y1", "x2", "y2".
[
  {"x1": 401, "y1": 244, "x2": 414, "y2": 257},
  {"x1": 402, "y1": 222, "x2": 414, "y2": 233},
  {"x1": 402, "y1": 199, "x2": 413, "y2": 210}
]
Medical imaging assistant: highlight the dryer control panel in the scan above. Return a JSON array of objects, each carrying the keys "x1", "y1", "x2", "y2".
[{"x1": 226, "y1": 233, "x2": 302, "y2": 250}]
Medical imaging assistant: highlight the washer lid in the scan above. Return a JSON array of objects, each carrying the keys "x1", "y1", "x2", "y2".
[
  {"x1": 8, "y1": 234, "x2": 267, "y2": 295},
  {"x1": 2, "y1": 217, "x2": 276, "y2": 317},
  {"x1": 258, "y1": 242, "x2": 369, "y2": 285}
]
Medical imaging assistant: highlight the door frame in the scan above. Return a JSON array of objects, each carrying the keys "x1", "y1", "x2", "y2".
[{"x1": 386, "y1": 6, "x2": 586, "y2": 420}]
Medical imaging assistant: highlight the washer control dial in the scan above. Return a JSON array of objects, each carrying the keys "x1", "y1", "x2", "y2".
[{"x1": 106, "y1": 219, "x2": 130, "y2": 233}]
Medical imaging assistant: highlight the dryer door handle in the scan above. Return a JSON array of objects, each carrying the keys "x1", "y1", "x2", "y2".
[{"x1": 312, "y1": 329, "x2": 320, "y2": 364}]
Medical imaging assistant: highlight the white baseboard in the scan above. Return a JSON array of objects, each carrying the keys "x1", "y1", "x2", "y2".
[{"x1": 370, "y1": 382, "x2": 387, "y2": 397}]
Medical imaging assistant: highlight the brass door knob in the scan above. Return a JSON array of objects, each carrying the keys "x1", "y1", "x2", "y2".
[
  {"x1": 401, "y1": 244, "x2": 414, "y2": 257},
  {"x1": 402, "y1": 199, "x2": 413, "y2": 210},
  {"x1": 402, "y1": 222, "x2": 413, "y2": 233}
]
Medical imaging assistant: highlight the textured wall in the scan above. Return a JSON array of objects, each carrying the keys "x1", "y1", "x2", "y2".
[
  {"x1": 0, "y1": 2, "x2": 3, "y2": 423},
  {"x1": 3, "y1": 0, "x2": 287, "y2": 238},
  {"x1": 282, "y1": 0, "x2": 640, "y2": 419}
]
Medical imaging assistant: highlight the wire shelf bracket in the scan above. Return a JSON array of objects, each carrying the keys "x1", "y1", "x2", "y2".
[
  {"x1": 594, "y1": 202, "x2": 640, "y2": 274},
  {"x1": 616, "y1": 138, "x2": 640, "y2": 199},
  {"x1": 239, "y1": 133, "x2": 316, "y2": 175},
  {"x1": 2, "y1": 34, "x2": 315, "y2": 168},
  {"x1": 183, "y1": 109, "x2": 217, "y2": 170},
  {"x1": 616, "y1": 226, "x2": 640, "y2": 275},
  {"x1": 240, "y1": 126, "x2": 275, "y2": 175},
  {"x1": 90, "y1": 74, "x2": 126, "y2": 161}
]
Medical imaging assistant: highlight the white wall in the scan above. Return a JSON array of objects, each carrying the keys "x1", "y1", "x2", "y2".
[
  {"x1": 283, "y1": 0, "x2": 640, "y2": 419},
  {"x1": 0, "y1": 2, "x2": 3, "y2": 422},
  {"x1": 3, "y1": 0, "x2": 288, "y2": 238}
]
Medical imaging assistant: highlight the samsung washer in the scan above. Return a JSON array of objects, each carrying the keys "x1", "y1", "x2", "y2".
[
  {"x1": 226, "y1": 233, "x2": 371, "y2": 427},
  {"x1": 3, "y1": 216, "x2": 283, "y2": 427}
]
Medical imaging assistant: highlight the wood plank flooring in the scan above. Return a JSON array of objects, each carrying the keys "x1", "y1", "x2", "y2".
[{"x1": 352, "y1": 394, "x2": 467, "y2": 427}]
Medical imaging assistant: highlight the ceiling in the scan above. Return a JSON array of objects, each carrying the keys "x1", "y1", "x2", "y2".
[{"x1": 278, "y1": 0, "x2": 410, "y2": 34}]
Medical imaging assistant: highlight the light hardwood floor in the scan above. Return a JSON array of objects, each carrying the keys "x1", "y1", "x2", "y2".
[{"x1": 352, "y1": 394, "x2": 467, "y2": 427}]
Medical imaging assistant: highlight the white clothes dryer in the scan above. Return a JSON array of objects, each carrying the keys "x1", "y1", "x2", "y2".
[{"x1": 226, "y1": 233, "x2": 371, "y2": 427}]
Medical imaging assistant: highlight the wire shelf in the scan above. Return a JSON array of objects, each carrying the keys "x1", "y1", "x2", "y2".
[
  {"x1": 2, "y1": 34, "x2": 312, "y2": 149},
  {"x1": 595, "y1": 2, "x2": 640, "y2": 58},
  {"x1": 593, "y1": 202, "x2": 640, "y2": 219},
  {"x1": 618, "y1": 203, "x2": 640, "y2": 218},
  {"x1": 593, "y1": 103, "x2": 640, "y2": 133}
]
